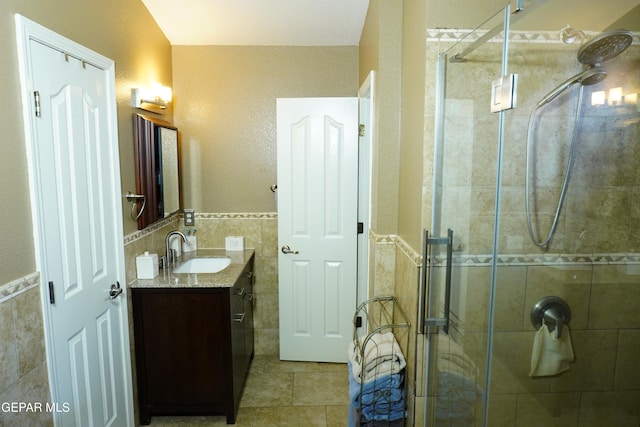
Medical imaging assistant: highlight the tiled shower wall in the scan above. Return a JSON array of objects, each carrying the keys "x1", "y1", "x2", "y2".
[
  {"x1": 415, "y1": 28, "x2": 640, "y2": 426},
  {"x1": 450, "y1": 257, "x2": 640, "y2": 425},
  {"x1": 398, "y1": 249, "x2": 640, "y2": 426},
  {"x1": 425, "y1": 31, "x2": 640, "y2": 256}
]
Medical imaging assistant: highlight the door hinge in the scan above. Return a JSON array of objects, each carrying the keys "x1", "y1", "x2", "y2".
[
  {"x1": 355, "y1": 316, "x2": 363, "y2": 328},
  {"x1": 48, "y1": 281, "x2": 55, "y2": 304},
  {"x1": 490, "y1": 73, "x2": 518, "y2": 113},
  {"x1": 357, "y1": 222, "x2": 364, "y2": 234},
  {"x1": 359, "y1": 124, "x2": 365, "y2": 137},
  {"x1": 33, "y1": 91, "x2": 41, "y2": 118}
]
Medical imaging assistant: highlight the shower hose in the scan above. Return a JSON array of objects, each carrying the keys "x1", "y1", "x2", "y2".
[{"x1": 525, "y1": 85, "x2": 584, "y2": 248}]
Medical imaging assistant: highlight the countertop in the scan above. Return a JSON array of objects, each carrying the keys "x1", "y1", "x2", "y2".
[{"x1": 130, "y1": 248, "x2": 255, "y2": 289}]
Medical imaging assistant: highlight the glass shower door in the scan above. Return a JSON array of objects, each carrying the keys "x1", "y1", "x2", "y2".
[
  {"x1": 422, "y1": 5, "x2": 511, "y2": 426},
  {"x1": 423, "y1": 1, "x2": 640, "y2": 426},
  {"x1": 490, "y1": 1, "x2": 640, "y2": 425}
]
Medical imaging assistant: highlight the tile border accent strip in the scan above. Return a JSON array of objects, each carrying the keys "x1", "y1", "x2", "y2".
[
  {"x1": 123, "y1": 215, "x2": 180, "y2": 246},
  {"x1": 370, "y1": 230, "x2": 422, "y2": 266},
  {"x1": 371, "y1": 230, "x2": 640, "y2": 268},
  {"x1": 451, "y1": 252, "x2": 640, "y2": 267},
  {"x1": 0, "y1": 272, "x2": 40, "y2": 304},
  {"x1": 196, "y1": 212, "x2": 278, "y2": 219},
  {"x1": 426, "y1": 28, "x2": 640, "y2": 45},
  {"x1": 123, "y1": 212, "x2": 278, "y2": 246}
]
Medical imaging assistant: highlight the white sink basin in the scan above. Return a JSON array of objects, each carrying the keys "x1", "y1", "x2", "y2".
[{"x1": 173, "y1": 257, "x2": 232, "y2": 274}]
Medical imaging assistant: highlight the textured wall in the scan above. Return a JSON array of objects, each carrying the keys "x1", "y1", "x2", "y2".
[
  {"x1": 171, "y1": 45, "x2": 358, "y2": 213},
  {"x1": 358, "y1": 0, "x2": 403, "y2": 235},
  {"x1": 0, "y1": 0, "x2": 172, "y2": 285}
]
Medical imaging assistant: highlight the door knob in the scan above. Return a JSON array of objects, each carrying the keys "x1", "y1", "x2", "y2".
[
  {"x1": 281, "y1": 245, "x2": 299, "y2": 254},
  {"x1": 109, "y1": 282, "x2": 123, "y2": 299}
]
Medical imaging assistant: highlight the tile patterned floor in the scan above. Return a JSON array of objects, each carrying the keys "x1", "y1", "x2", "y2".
[{"x1": 147, "y1": 355, "x2": 350, "y2": 426}]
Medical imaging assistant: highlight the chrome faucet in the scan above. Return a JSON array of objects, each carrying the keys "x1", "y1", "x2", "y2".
[{"x1": 163, "y1": 230, "x2": 187, "y2": 269}]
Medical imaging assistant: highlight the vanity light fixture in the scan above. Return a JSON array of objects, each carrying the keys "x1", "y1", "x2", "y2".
[
  {"x1": 609, "y1": 87, "x2": 623, "y2": 105},
  {"x1": 132, "y1": 82, "x2": 172, "y2": 112},
  {"x1": 591, "y1": 90, "x2": 606, "y2": 106},
  {"x1": 591, "y1": 88, "x2": 638, "y2": 107}
]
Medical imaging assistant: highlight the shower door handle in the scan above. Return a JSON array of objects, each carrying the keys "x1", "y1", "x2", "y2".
[{"x1": 419, "y1": 229, "x2": 453, "y2": 334}]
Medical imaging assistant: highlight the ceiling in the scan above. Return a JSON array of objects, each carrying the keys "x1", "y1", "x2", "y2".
[
  {"x1": 142, "y1": 0, "x2": 639, "y2": 47},
  {"x1": 141, "y1": 0, "x2": 371, "y2": 46}
]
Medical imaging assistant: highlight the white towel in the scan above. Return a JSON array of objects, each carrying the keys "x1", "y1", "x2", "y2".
[
  {"x1": 348, "y1": 332, "x2": 406, "y2": 383},
  {"x1": 529, "y1": 324, "x2": 575, "y2": 377}
]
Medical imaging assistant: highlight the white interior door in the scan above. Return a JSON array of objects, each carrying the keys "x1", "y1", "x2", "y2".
[
  {"x1": 16, "y1": 16, "x2": 133, "y2": 426},
  {"x1": 277, "y1": 97, "x2": 358, "y2": 363},
  {"x1": 357, "y1": 71, "x2": 375, "y2": 309}
]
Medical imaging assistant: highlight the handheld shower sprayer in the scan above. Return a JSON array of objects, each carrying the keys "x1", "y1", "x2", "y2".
[
  {"x1": 536, "y1": 66, "x2": 607, "y2": 107},
  {"x1": 525, "y1": 29, "x2": 633, "y2": 248}
]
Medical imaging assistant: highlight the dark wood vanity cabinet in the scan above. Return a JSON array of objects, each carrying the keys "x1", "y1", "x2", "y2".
[{"x1": 132, "y1": 258, "x2": 255, "y2": 425}]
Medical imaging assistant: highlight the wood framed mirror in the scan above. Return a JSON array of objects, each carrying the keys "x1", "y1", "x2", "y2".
[{"x1": 133, "y1": 114, "x2": 181, "y2": 229}]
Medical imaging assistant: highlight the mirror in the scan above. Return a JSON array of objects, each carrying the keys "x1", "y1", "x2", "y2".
[{"x1": 133, "y1": 114, "x2": 181, "y2": 229}]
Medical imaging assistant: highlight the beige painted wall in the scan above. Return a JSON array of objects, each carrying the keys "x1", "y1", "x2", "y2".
[
  {"x1": 398, "y1": 0, "x2": 427, "y2": 250},
  {"x1": 358, "y1": 0, "x2": 427, "y2": 249},
  {"x1": 171, "y1": 45, "x2": 358, "y2": 213},
  {"x1": 358, "y1": 0, "x2": 403, "y2": 236},
  {"x1": 0, "y1": 0, "x2": 172, "y2": 285}
]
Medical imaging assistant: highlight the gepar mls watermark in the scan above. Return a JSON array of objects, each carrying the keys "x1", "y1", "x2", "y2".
[{"x1": 1, "y1": 401, "x2": 71, "y2": 413}]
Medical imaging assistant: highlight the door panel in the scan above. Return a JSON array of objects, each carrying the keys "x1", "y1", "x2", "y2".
[
  {"x1": 422, "y1": 8, "x2": 508, "y2": 426},
  {"x1": 17, "y1": 16, "x2": 133, "y2": 425},
  {"x1": 277, "y1": 97, "x2": 358, "y2": 363}
]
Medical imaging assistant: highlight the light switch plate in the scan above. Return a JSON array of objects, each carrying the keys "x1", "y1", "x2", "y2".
[{"x1": 184, "y1": 209, "x2": 195, "y2": 226}]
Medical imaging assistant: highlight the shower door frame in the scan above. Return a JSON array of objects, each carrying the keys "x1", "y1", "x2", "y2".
[{"x1": 422, "y1": 4, "x2": 513, "y2": 426}]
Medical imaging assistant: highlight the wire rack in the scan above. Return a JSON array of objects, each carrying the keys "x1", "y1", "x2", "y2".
[{"x1": 348, "y1": 296, "x2": 411, "y2": 427}]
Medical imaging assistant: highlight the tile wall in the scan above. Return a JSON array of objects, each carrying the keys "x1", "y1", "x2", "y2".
[
  {"x1": 0, "y1": 275, "x2": 51, "y2": 426},
  {"x1": 124, "y1": 214, "x2": 418, "y2": 363},
  {"x1": 461, "y1": 259, "x2": 640, "y2": 425}
]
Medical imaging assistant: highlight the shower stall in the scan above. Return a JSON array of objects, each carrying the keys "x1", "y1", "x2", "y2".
[{"x1": 420, "y1": 0, "x2": 640, "y2": 425}]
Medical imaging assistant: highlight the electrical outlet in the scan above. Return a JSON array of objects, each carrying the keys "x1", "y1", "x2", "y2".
[{"x1": 184, "y1": 209, "x2": 195, "y2": 226}]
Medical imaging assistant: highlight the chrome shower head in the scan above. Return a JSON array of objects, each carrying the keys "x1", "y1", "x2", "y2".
[
  {"x1": 577, "y1": 29, "x2": 633, "y2": 65},
  {"x1": 537, "y1": 66, "x2": 607, "y2": 107}
]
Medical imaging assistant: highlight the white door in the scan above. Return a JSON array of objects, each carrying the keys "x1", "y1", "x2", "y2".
[
  {"x1": 357, "y1": 71, "x2": 375, "y2": 309},
  {"x1": 16, "y1": 16, "x2": 133, "y2": 426},
  {"x1": 277, "y1": 97, "x2": 358, "y2": 363}
]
